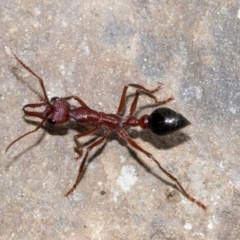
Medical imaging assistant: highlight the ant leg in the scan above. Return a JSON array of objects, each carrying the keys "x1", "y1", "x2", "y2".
[
  {"x1": 118, "y1": 129, "x2": 207, "y2": 210},
  {"x1": 65, "y1": 130, "x2": 111, "y2": 197},
  {"x1": 73, "y1": 127, "x2": 98, "y2": 160},
  {"x1": 117, "y1": 83, "x2": 162, "y2": 115},
  {"x1": 129, "y1": 89, "x2": 174, "y2": 116},
  {"x1": 11, "y1": 49, "x2": 50, "y2": 103},
  {"x1": 61, "y1": 95, "x2": 90, "y2": 108}
]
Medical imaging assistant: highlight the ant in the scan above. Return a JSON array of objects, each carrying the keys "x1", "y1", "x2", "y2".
[{"x1": 6, "y1": 51, "x2": 207, "y2": 210}]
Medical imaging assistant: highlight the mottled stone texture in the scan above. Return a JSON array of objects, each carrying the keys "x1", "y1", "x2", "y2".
[{"x1": 0, "y1": 1, "x2": 239, "y2": 239}]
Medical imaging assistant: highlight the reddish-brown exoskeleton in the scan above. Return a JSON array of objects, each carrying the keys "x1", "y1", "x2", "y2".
[{"x1": 6, "y1": 51, "x2": 207, "y2": 210}]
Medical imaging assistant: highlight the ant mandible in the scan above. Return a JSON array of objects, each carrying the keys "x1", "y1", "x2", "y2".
[{"x1": 6, "y1": 51, "x2": 207, "y2": 210}]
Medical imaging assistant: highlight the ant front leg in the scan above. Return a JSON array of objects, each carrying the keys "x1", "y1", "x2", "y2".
[
  {"x1": 65, "y1": 130, "x2": 111, "y2": 197},
  {"x1": 118, "y1": 129, "x2": 207, "y2": 210}
]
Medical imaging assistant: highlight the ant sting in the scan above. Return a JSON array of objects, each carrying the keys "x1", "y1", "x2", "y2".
[{"x1": 6, "y1": 51, "x2": 207, "y2": 210}]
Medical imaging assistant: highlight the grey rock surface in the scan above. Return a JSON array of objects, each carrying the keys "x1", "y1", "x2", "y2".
[{"x1": 0, "y1": 0, "x2": 239, "y2": 239}]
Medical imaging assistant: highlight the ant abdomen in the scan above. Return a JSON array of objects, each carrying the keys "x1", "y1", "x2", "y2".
[{"x1": 149, "y1": 107, "x2": 190, "y2": 136}]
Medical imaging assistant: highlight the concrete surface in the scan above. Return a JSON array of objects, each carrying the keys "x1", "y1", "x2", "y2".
[{"x1": 0, "y1": 0, "x2": 239, "y2": 239}]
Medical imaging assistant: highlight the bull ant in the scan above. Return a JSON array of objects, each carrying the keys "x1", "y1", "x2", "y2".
[{"x1": 6, "y1": 51, "x2": 207, "y2": 210}]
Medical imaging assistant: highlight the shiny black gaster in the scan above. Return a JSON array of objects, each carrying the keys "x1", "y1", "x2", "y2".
[{"x1": 149, "y1": 107, "x2": 190, "y2": 136}]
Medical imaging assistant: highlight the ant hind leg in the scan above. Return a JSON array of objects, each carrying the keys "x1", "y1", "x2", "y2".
[
  {"x1": 118, "y1": 129, "x2": 207, "y2": 210},
  {"x1": 129, "y1": 88, "x2": 174, "y2": 116},
  {"x1": 116, "y1": 83, "x2": 174, "y2": 116},
  {"x1": 116, "y1": 83, "x2": 162, "y2": 115}
]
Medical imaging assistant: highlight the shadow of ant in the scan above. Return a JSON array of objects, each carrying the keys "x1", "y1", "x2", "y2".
[{"x1": 107, "y1": 131, "x2": 190, "y2": 194}]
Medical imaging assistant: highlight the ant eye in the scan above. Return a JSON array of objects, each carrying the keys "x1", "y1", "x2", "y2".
[
  {"x1": 50, "y1": 97, "x2": 59, "y2": 102},
  {"x1": 48, "y1": 118, "x2": 56, "y2": 125},
  {"x1": 149, "y1": 107, "x2": 190, "y2": 136}
]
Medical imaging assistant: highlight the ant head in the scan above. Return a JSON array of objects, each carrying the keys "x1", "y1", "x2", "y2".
[
  {"x1": 6, "y1": 50, "x2": 72, "y2": 153},
  {"x1": 6, "y1": 97, "x2": 71, "y2": 153},
  {"x1": 47, "y1": 97, "x2": 70, "y2": 125},
  {"x1": 149, "y1": 107, "x2": 190, "y2": 136},
  {"x1": 23, "y1": 96, "x2": 71, "y2": 125}
]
